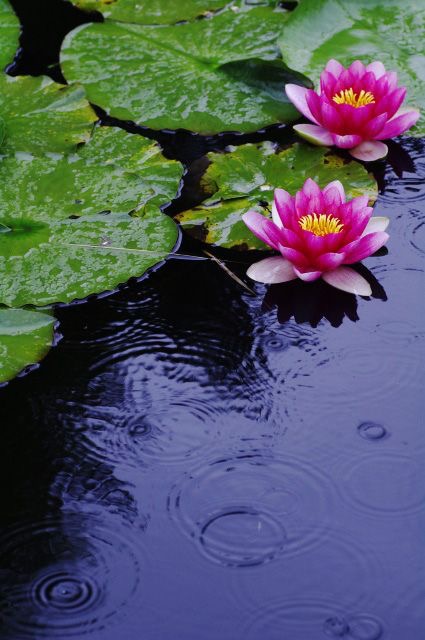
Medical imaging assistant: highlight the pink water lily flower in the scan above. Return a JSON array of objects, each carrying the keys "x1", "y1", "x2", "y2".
[
  {"x1": 243, "y1": 179, "x2": 389, "y2": 296},
  {"x1": 286, "y1": 60, "x2": 420, "y2": 162}
]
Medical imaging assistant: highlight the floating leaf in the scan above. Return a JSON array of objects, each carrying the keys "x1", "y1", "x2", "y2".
[
  {"x1": 0, "y1": 308, "x2": 55, "y2": 384},
  {"x1": 61, "y1": 5, "x2": 308, "y2": 134},
  {"x1": 0, "y1": 0, "x2": 20, "y2": 70},
  {"x1": 69, "y1": 0, "x2": 232, "y2": 24},
  {"x1": 0, "y1": 74, "x2": 97, "y2": 153},
  {"x1": 177, "y1": 142, "x2": 377, "y2": 249},
  {"x1": 278, "y1": 0, "x2": 425, "y2": 135},
  {"x1": 0, "y1": 213, "x2": 179, "y2": 307},
  {"x1": 0, "y1": 126, "x2": 184, "y2": 221}
]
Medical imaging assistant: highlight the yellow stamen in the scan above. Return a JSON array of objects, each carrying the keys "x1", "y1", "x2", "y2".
[
  {"x1": 299, "y1": 213, "x2": 344, "y2": 236},
  {"x1": 332, "y1": 87, "x2": 375, "y2": 108}
]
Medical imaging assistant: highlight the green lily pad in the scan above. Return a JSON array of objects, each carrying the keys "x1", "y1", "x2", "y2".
[
  {"x1": 176, "y1": 142, "x2": 378, "y2": 249},
  {"x1": 69, "y1": 0, "x2": 231, "y2": 24},
  {"x1": 0, "y1": 212, "x2": 179, "y2": 307},
  {"x1": 278, "y1": 0, "x2": 425, "y2": 136},
  {"x1": 69, "y1": 0, "x2": 279, "y2": 25},
  {"x1": 0, "y1": 126, "x2": 184, "y2": 221},
  {"x1": 0, "y1": 0, "x2": 20, "y2": 70},
  {"x1": 0, "y1": 74, "x2": 97, "y2": 153},
  {"x1": 61, "y1": 5, "x2": 308, "y2": 134},
  {"x1": 0, "y1": 308, "x2": 55, "y2": 384}
]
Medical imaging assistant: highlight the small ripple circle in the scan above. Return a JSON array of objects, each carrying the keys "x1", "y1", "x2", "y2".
[
  {"x1": 33, "y1": 572, "x2": 99, "y2": 613},
  {"x1": 357, "y1": 422, "x2": 388, "y2": 441}
]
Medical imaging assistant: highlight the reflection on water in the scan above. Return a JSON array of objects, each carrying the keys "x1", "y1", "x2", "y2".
[{"x1": 0, "y1": 130, "x2": 424, "y2": 640}]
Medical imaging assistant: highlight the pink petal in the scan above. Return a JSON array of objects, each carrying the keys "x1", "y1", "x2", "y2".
[
  {"x1": 303, "y1": 232, "x2": 329, "y2": 256},
  {"x1": 320, "y1": 70, "x2": 338, "y2": 97},
  {"x1": 322, "y1": 266, "x2": 372, "y2": 295},
  {"x1": 331, "y1": 133, "x2": 363, "y2": 149},
  {"x1": 376, "y1": 108, "x2": 420, "y2": 139},
  {"x1": 375, "y1": 74, "x2": 389, "y2": 98},
  {"x1": 295, "y1": 189, "x2": 309, "y2": 215},
  {"x1": 274, "y1": 188, "x2": 296, "y2": 228},
  {"x1": 285, "y1": 84, "x2": 319, "y2": 124},
  {"x1": 293, "y1": 124, "x2": 333, "y2": 146},
  {"x1": 342, "y1": 209, "x2": 374, "y2": 243},
  {"x1": 385, "y1": 71, "x2": 398, "y2": 92},
  {"x1": 337, "y1": 197, "x2": 370, "y2": 226},
  {"x1": 323, "y1": 180, "x2": 345, "y2": 208},
  {"x1": 361, "y1": 71, "x2": 377, "y2": 93},
  {"x1": 302, "y1": 178, "x2": 324, "y2": 213},
  {"x1": 349, "y1": 140, "x2": 388, "y2": 161},
  {"x1": 321, "y1": 102, "x2": 343, "y2": 131},
  {"x1": 316, "y1": 252, "x2": 345, "y2": 271},
  {"x1": 348, "y1": 60, "x2": 366, "y2": 80},
  {"x1": 337, "y1": 69, "x2": 353, "y2": 91},
  {"x1": 279, "y1": 245, "x2": 310, "y2": 269},
  {"x1": 246, "y1": 256, "x2": 297, "y2": 284},
  {"x1": 366, "y1": 61, "x2": 386, "y2": 79},
  {"x1": 302, "y1": 177, "x2": 321, "y2": 198},
  {"x1": 378, "y1": 87, "x2": 406, "y2": 120},
  {"x1": 242, "y1": 210, "x2": 280, "y2": 250},
  {"x1": 344, "y1": 231, "x2": 389, "y2": 263},
  {"x1": 337, "y1": 103, "x2": 375, "y2": 130},
  {"x1": 362, "y1": 112, "x2": 388, "y2": 138},
  {"x1": 272, "y1": 201, "x2": 283, "y2": 229},
  {"x1": 361, "y1": 216, "x2": 389, "y2": 236},
  {"x1": 279, "y1": 227, "x2": 305, "y2": 251},
  {"x1": 294, "y1": 267, "x2": 322, "y2": 282},
  {"x1": 306, "y1": 90, "x2": 324, "y2": 124},
  {"x1": 325, "y1": 59, "x2": 344, "y2": 78}
]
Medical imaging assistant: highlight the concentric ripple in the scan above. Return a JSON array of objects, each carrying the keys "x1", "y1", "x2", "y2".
[
  {"x1": 0, "y1": 514, "x2": 143, "y2": 637},
  {"x1": 244, "y1": 597, "x2": 384, "y2": 640},
  {"x1": 32, "y1": 571, "x2": 99, "y2": 613},
  {"x1": 199, "y1": 507, "x2": 286, "y2": 567},
  {"x1": 75, "y1": 397, "x2": 223, "y2": 469},
  {"x1": 336, "y1": 451, "x2": 425, "y2": 518},
  {"x1": 167, "y1": 453, "x2": 336, "y2": 566}
]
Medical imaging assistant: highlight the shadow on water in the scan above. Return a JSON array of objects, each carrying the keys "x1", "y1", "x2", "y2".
[
  {"x1": 0, "y1": 0, "x2": 425, "y2": 638},
  {"x1": 261, "y1": 264, "x2": 387, "y2": 328}
]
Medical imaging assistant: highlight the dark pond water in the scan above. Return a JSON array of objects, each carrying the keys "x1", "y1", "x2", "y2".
[{"x1": 1, "y1": 2, "x2": 425, "y2": 639}]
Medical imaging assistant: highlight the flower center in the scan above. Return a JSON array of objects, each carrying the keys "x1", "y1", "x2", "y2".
[
  {"x1": 332, "y1": 87, "x2": 375, "y2": 108},
  {"x1": 298, "y1": 213, "x2": 344, "y2": 236}
]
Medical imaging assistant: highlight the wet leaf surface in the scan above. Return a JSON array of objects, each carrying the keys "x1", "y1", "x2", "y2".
[
  {"x1": 0, "y1": 74, "x2": 97, "y2": 153},
  {"x1": 69, "y1": 0, "x2": 234, "y2": 24},
  {"x1": 0, "y1": 308, "x2": 55, "y2": 383},
  {"x1": 0, "y1": 0, "x2": 20, "y2": 70},
  {"x1": 0, "y1": 212, "x2": 179, "y2": 306},
  {"x1": 60, "y1": 5, "x2": 308, "y2": 134},
  {"x1": 0, "y1": 126, "x2": 184, "y2": 221}
]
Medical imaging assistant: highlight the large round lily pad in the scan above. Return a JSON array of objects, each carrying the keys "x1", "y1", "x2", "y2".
[
  {"x1": 0, "y1": 308, "x2": 55, "y2": 384},
  {"x1": 0, "y1": 213, "x2": 179, "y2": 307},
  {"x1": 69, "y1": 0, "x2": 233, "y2": 24},
  {"x1": 0, "y1": 0, "x2": 20, "y2": 70},
  {"x1": 61, "y1": 5, "x2": 309, "y2": 134},
  {"x1": 176, "y1": 142, "x2": 378, "y2": 249},
  {"x1": 0, "y1": 74, "x2": 97, "y2": 153},
  {"x1": 278, "y1": 0, "x2": 425, "y2": 136},
  {"x1": 0, "y1": 126, "x2": 184, "y2": 221}
]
